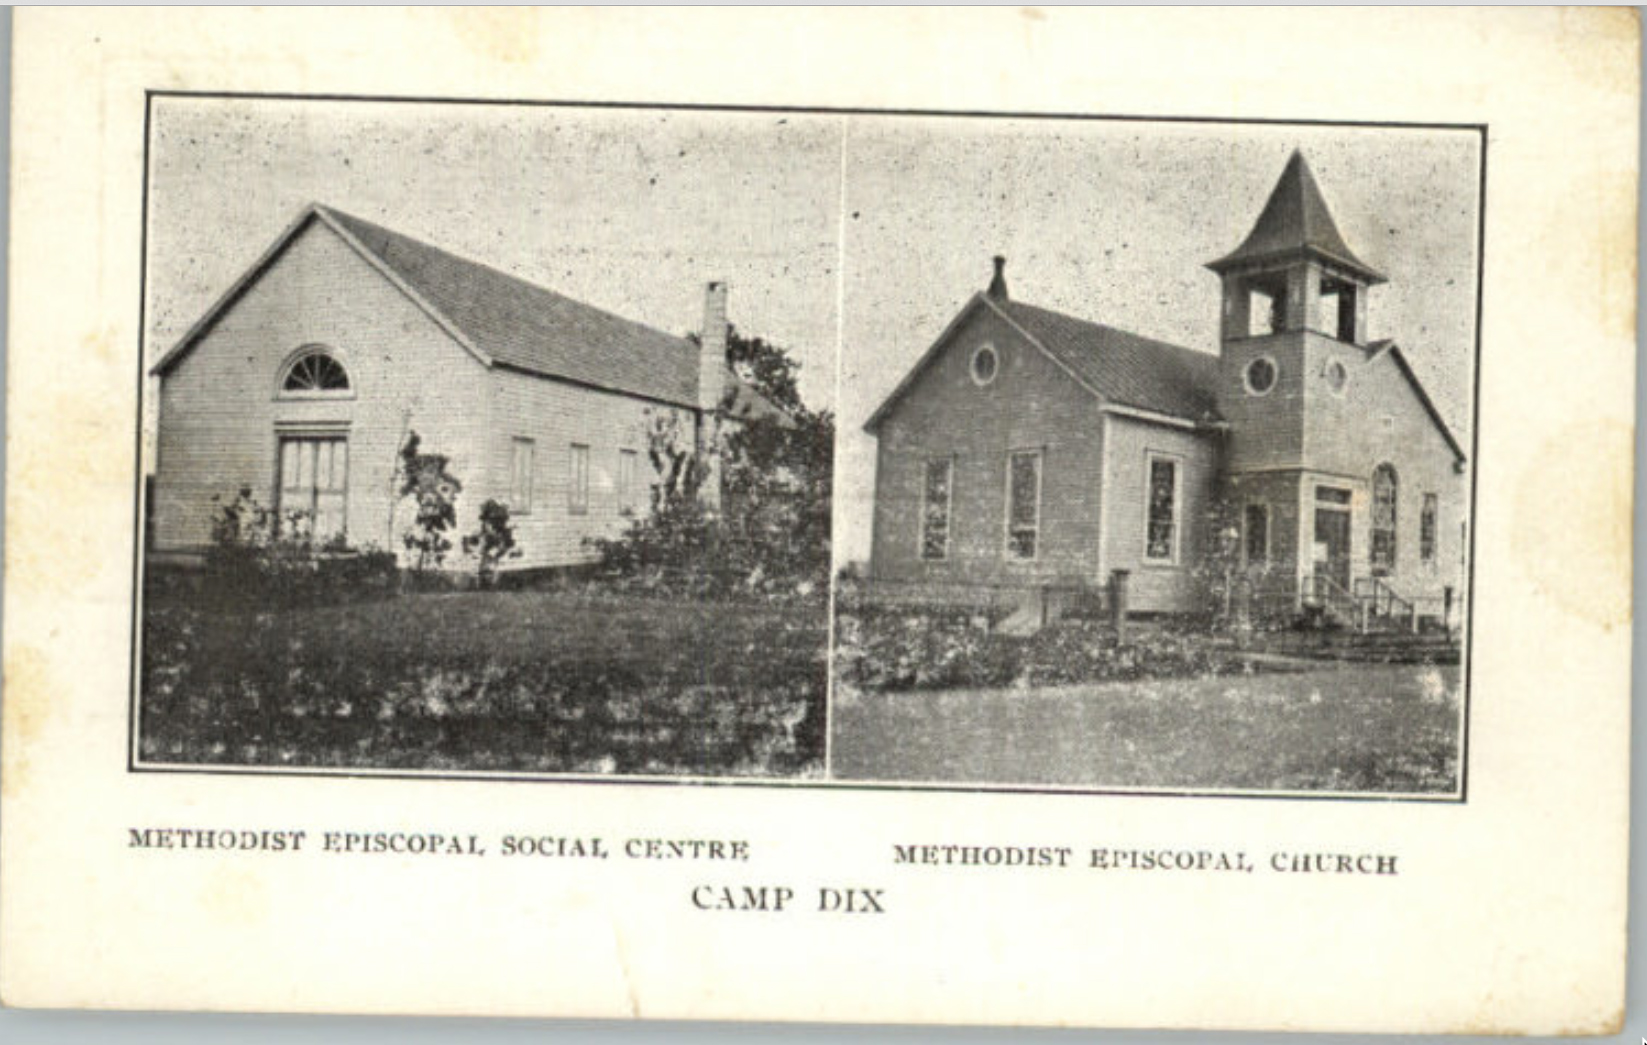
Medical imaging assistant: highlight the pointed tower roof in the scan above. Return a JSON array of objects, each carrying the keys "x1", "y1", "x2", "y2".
[{"x1": 1207, "y1": 151, "x2": 1386, "y2": 284}]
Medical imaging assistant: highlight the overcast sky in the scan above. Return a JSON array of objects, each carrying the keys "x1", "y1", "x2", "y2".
[{"x1": 145, "y1": 99, "x2": 1480, "y2": 564}]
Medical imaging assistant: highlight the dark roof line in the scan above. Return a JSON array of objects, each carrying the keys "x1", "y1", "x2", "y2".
[
  {"x1": 864, "y1": 293, "x2": 1220, "y2": 432},
  {"x1": 316, "y1": 205, "x2": 705, "y2": 406},
  {"x1": 1207, "y1": 150, "x2": 1386, "y2": 284},
  {"x1": 1375, "y1": 340, "x2": 1468, "y2": 464},
  {"x1": 153, "y1": 203, "x2": 778, "y2": 416}
]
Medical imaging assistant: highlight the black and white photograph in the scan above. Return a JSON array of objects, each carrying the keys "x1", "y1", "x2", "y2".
[
  {"x1": 830, "y1": 120, "x2": 1481, "y2": 796},
  {"x1": 134, "y1": 98, "x2": 1483, "y2": 797},
  {"x1": 136, "y1": 96, "x2": 838, "y2": 779}
]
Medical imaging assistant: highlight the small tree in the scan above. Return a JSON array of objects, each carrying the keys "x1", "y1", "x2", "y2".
[
  {"x1": 397, "y1": 431, "x2": 462, "y2": 573},
  {"x1": 462, "y1": 499, "x2": 521, "y2": 587},
  {"x1": 591, "y1": 326, "x2": 832, "y2": 600},
  {"x1": 643, "y1": 408, "x2": 709, "y2": 510}
]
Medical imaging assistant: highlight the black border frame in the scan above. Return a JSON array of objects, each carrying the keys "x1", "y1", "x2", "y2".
[{"x1": 128, "y1": 90, "x2": 1488, "y2": 805}]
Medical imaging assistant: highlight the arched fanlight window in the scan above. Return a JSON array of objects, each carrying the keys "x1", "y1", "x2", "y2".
[
  {"x1": 281, "y1": 349, "x2": 350, "y2": 394},
  {"x1": 1371, "y1": 463, "x2": 1398, "y2": 576}
]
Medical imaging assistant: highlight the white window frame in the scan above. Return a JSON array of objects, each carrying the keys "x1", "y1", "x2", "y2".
[
  {"x1": 1142, "y1": 450, "x2": 1183, "y2": 566},
  {"x1": 1371, "y1": 462, "x2": 1399, "y2": 577},
  {"x1": 275, "y1": 432, "x2": 350, "y2": 542},
  {"x1": 1242, "y1": 500, "x2": 1271, "y2": 569},
  {"x1": 970, "y1": 343, "x2": 999, "y2": 387},
  {"x1": 618, "y1": 448, "x2": 640, "y2": 514},
  {"x1": 1243, "y1": 355, "x2": 1278, "y2": 397},
  {"x1": 919, "y1": 456, "x2": 954, "y2": 561},
  {"x1": 275, "y1": 345, "x2": 354, "y2": 401},
  {"x1": 509, "y1": 437, "x2": 535, "y2": 515},
  {"x1": 568, "y1": 443, "x2": 590, "y2": 516},
  {"x1": 1003, "y1": 447, "x2": 1043, "y2": 563},
  {"x1": 1323, "y1": 358, "x2": 1350, "y2": 397},
  {"x1": 1420, "y1": 491, "x2": 1438, "y2": 567}
]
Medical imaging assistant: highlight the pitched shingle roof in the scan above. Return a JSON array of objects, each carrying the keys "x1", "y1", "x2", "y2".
[
  {"x1": 994, "y1": 298, "x2": 1221, "y2": 422},
  {"x1": 1207, "y1": 151, "x2": 1385, "y2": 284},
  {"x1": 319, "y1": 206, "x2": 705, "y2": 406},
  {"x1": 155, "y1": 204, "x2": 790, "y2": 416}
]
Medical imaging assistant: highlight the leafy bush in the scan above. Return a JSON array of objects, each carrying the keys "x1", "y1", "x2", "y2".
[
  {"x1": 463, "y1": 499, "x2": 522, "y2": 587},
  {"x1": 197, "y1": 487, "x2": 398, "y2": 610},
  {"x1": 588, "y1": 326, "x2": 831, "y2": 603},
  {"x1": 834, "y1": 602, "x2": 1240, "y2": 694}
]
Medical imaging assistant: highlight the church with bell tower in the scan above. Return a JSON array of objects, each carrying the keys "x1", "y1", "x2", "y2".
[{"x1": 863, "y1": 150, "x2": 1469, "y2": 630}]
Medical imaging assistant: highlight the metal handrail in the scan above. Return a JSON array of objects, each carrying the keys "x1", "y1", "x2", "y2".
[{"x1": 1305, "y1": 572, "x2": 1365, "y2": 629}]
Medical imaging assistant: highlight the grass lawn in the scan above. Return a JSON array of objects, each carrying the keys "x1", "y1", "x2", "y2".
[
  {"x1": 140, "y1": 587, "x2": 827, "y2": 777},
  {"x1": 830, "y1": 663, "x2": 1461, "y2": 794}
]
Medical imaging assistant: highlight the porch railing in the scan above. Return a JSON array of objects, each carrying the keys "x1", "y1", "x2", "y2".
[
  {"x1": 1354, "y1": 576, "x2": 1419, "y2": 632},
  {"x1": 1304, "y1": 572, "x2": 1367, "y2": 631}
]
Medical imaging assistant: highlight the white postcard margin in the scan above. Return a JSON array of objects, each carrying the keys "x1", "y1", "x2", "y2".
[{"x1": 1, "y1": 7, "x2": 1637, "y2": 1034}]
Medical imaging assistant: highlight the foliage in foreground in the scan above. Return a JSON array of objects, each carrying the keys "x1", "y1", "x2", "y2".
[
  {"x1": 139, "y1": 588, "x2": 826, "y2": 778},
  {"x1": 588, "y1": 325, "x2": 832, "y2": 602},
  {"x1": 831, "y1": 596, "x2": 1245, "y2": 694},
  {"x1": 200, "y1": 488, "x2": 399, "y2": 611}
]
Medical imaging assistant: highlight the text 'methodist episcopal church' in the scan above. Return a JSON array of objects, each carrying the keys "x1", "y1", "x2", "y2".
[{"x1": 864, "y1": 151, "x2": 1469, "y2": 629}]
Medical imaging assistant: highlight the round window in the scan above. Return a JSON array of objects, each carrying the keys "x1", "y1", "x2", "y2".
[
  {"x1": 970, "y1": 344, "x2": 999, "y2": 386},
  {"x1": 1324, "y1": 360, "x2": 1348, "y2": 395},
  {"x1": 1244, "y1": 356, "x2": 1277, "y2": 395}
]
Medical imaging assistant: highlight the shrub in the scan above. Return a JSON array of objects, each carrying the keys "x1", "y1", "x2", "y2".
[
  {"x1": 834, "y1": 603, "x2": 1240, "y2": 695},
  {"x1": 588, "y1": 326, "x2": 832, "y2": 604},
  {"x1": 463, "y1": 499, "x2": 522, "y2": 587},
  {"x1": 199, "y1": 488, "x2": 399, "y2": 610}
]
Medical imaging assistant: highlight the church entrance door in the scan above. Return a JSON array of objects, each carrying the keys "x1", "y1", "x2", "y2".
[{"x1": 1311, "y1": 486, "x2": 1352, "y2": 593}]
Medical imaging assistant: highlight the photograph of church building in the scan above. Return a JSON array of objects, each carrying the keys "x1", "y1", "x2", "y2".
[
  {"x1": 832, "y1": 123, "x2": 1480, "y2": 795},
  {"x1": 862, "y1": 150, "x2": 1469, "y2": 627}
]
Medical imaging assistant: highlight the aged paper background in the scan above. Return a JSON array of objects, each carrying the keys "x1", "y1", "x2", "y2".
[{"x1": 1, "y1": 7, "x2": 1637, "y2": 1034}]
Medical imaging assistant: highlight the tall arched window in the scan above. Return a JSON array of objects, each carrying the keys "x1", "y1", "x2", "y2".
[
  {"x1": 280, "y1": 348, "x2": 350, "y2": 395},
  {"x1": 1371, "y1": 463, "x2": 1398, "y2": 576}
]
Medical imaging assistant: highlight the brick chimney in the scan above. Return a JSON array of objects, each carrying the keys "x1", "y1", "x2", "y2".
[
  {"x1": 698, "y1": 281, "x2": 729, "y2": 414},
  {"x1": 696, "y1": 281, "x2": 729, "y2": 512}
]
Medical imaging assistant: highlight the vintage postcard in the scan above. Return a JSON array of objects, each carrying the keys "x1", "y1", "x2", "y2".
[{"x1": 1, "y1": 7, "x2": 1637, "y2": 1036}]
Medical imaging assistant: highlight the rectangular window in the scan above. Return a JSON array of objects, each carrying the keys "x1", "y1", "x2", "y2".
[
  {"x1": 1372, "y1": 467, "x2": 1398, "y2": 576},
  {"x1": 1005, "y1": 450, "x2": 1041, "y2": 561},
  {"x1": 920, "y1": 458, "x2": 952, "y2": 560},
  {"x1": 618, "y1": 449, "x2": 639, "y2": 513},
  {"x1": 277, "y1": 435, "x2": 348, "y2": 542},
  {"x1": 568, "y1": 443, "x2": 589, "y2": 515},
  {"x1": 509, "y1": 438, "x2": 534, "y2": 514},
  {"x1": 1420, "y1": 492, "x2": 1438, "y2": 564},
  {"x1": 1145, "y1": 454, "x2": 1179, "y2": 563},
  {"x1": 1244, "y1": 503, "x2": 1269, "y2": 567}
]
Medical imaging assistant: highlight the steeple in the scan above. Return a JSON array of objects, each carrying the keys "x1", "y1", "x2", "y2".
[
  {"x1": 1208, "y1": 150, "x2": 1385, "y2": 285},
  {"x1": 1207, "y1": 150, "x2": 1383, "y2": 345}
]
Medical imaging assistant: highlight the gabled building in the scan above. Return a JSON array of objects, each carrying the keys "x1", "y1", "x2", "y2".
[
  {"x1": 864, "y1": 151, "x2": 1469, "y2": 625},
  {"x1": 149, "y1": 204, "x2": 774, "y2": 571}
]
